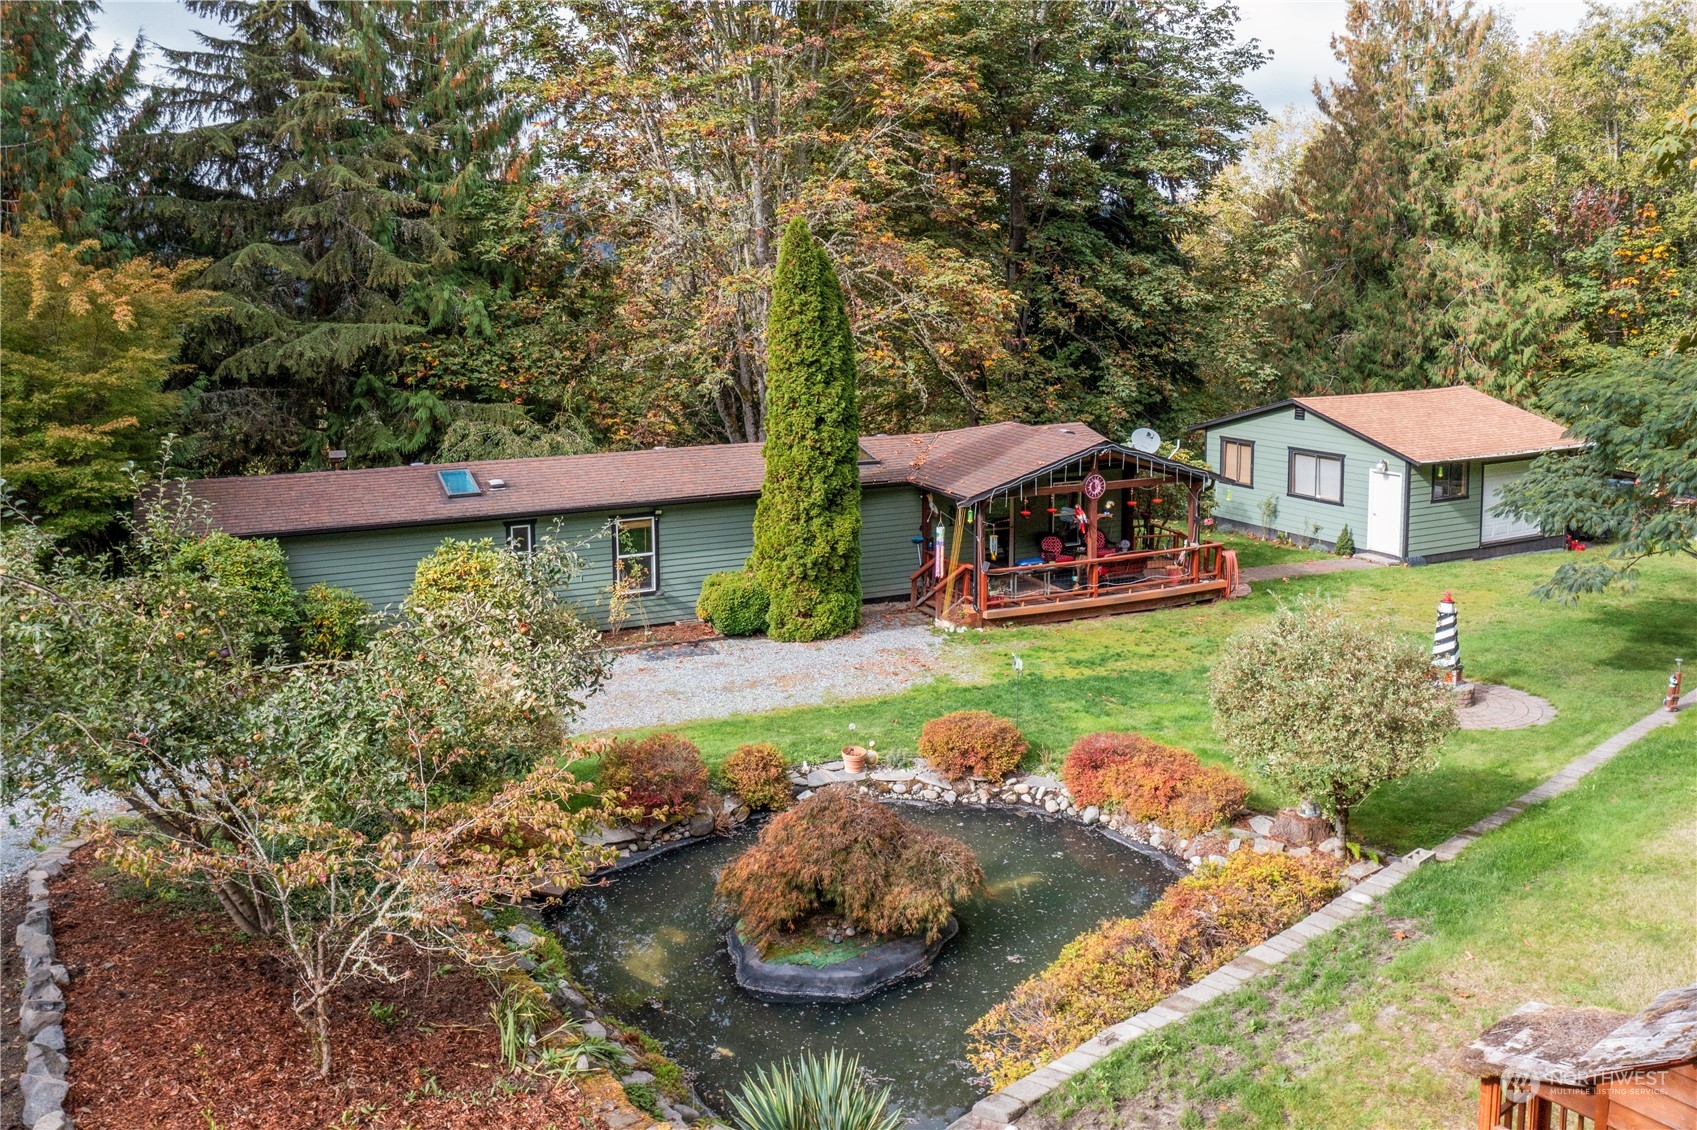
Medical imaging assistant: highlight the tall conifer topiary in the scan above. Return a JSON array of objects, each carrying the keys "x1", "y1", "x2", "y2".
[{"x1": 752, "y1": 218, "x2": 862, "y2": 641}]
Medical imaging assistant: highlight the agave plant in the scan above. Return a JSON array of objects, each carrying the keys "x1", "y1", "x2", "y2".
[{"x1": 728, "y1": 1051, "x2": 902, "y2": 1130}]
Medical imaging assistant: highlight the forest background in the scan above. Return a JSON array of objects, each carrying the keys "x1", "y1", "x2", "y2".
[{"x1": 3, "y1": 0, "x2": 1693, "y2": 544}]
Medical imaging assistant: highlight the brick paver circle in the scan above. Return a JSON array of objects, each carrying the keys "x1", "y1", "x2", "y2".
[{"x1": 1455, "y1": 683, "x2": 1557, "y2": 730}]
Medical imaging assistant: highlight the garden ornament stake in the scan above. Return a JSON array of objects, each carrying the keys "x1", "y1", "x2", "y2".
[
  {"x1": 1432, "y1": 591, "x2": 1462, "y2": 686},
  {"x1": 1668, "y1": 658, "x2": 1684, "y2": 713}
]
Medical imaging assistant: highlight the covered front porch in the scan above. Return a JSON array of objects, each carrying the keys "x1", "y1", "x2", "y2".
[{"x1": 908, "y1": 442, "x2": 1236, "y2": 627}]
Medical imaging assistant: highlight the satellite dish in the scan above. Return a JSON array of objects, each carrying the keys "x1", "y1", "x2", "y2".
[{"x1": 1128, "y1": 427, "x2": 1162, "y2": 454}]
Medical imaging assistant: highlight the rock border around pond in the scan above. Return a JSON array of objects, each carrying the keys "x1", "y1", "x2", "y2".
[
  {"x1": 726, "y1": 917, "x2": 960, "y2": 1003},
  {"x1": 789, "y1": 760, "x2": 1394, "y2": 883}
]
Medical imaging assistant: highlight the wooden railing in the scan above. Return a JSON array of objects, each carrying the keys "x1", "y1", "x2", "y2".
[
  {"x1": 1478, "y1": 1078, "x2": 1601, "y2": 1130},
  {"x1": 910, "y1": 560, "x2": 975, "y2": 615},
  {"x1": 979, "y1": 541, "x2": 1225, "y2": 611}
]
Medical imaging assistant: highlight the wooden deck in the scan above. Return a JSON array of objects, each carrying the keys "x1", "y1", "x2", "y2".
[{"x1": 911, "y1": 539, "x2": 1238, "y2": 626}]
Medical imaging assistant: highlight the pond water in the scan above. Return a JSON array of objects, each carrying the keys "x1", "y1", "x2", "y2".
[{"x1": 548, "y1": 805, "x2": 1178, "y2": 1129}]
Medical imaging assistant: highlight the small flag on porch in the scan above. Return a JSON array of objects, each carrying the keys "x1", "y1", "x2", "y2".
[{"x1": 1433, "y1": 591, "x2": 1462, "y2": 684}]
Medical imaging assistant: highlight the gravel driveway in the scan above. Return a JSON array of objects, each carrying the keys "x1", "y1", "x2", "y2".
[
  {"x1": 571, "y1": 607, "x2": 971, "y2": 734},
  {"x1": 1, "y1": 781, "x2": 108, "y2": 881}
]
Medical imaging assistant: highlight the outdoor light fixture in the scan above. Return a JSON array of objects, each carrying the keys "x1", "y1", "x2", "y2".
[{"x1": 1374, "y1": 459, "x2": 1389, "y2": 473}]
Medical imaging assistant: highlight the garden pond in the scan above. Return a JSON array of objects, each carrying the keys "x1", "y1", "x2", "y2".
[{"x1": 548, "y1": 804, "x2": 1179, "y2": 1129}]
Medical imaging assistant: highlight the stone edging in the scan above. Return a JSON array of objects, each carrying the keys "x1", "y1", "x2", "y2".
[
  {"x1": 950, "y1": 693, "x2": 1696, "y2": 1129},
  {"x1": 14, "y1": 838, "x2": 82, "y2": 1130}
]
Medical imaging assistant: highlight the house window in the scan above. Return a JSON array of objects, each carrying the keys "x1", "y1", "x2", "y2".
[
  {"x1": 1430, "y1": 463, "x2": 1469, "y2": 502},
  {"x1": 614, "y1": 516, "x2": 658, "y2": 595},
  {"x1": 1219, "y1": 438, "x2": 1255, "y2": 486},
  {"x1": 505, "y1": 521, "x2": 535, "y2": 556},
  {"x1": 1288, "y1": 450, "x2": 1344, "y2": 504}
]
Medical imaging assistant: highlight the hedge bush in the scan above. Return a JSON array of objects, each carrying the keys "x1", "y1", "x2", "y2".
[
  {"x1": 696, "y1": 569, "x2": 769, "y2": 636},
  {"x1": 1061, "y1": 732, "x2": 1248, "y2": 834},
  {"x1": 966, "y1": 851, "x2": 1340, "y2": 1086},
  {"x1": 296, "y1": 583, "x2": 373, "y2": 659},
  {"x1": 918, "y1": 711, "x2": 1029, "y2": 780},
  {"x1": 407, "y1": 538, "x2": 506, "y2": 613},
  {"x1": 719, "y1": 743, "x2": 792, "y2": 811},
  {"x1": 597, "y1": 733, "x2": 712, "y2": 822},
  {"x1": 169, "y1": 531, "x2": 297, "y2": 635},
  {"x1": 716, "y1": 785, "x2": 982, "y2": 954}
]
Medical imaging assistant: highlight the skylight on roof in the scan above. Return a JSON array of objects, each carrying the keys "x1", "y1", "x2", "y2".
[{"x1": 437, "y1": 468, "x2": 481, "y2": 497}]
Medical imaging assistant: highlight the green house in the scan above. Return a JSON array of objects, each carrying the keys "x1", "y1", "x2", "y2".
[
  {"x1": 185, "y1": 421, "x2": 1172, "y2": 627},
  {"x1": 1193, "y1": 387, "x2": 1582, "y2": 562}
]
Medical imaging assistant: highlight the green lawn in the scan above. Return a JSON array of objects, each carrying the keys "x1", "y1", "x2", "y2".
[
  {"x1": 1207, "y1": 529, "x2": 1332, "y2": 569},
  {"x1": 623, "y1": 548, "x2": 1695, "y2": 854},
  {"x1": 1037, "y1": 712, "x2": 1697, "y2": 1130}
]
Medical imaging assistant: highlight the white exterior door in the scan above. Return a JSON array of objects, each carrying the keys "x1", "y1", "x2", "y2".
[
  {"x1": 1481, "y1": 460, "x2": 1543, "y2": 543},
  {"x1": 1365, "y1": 464, "x2": 1403, "y2": 557}
]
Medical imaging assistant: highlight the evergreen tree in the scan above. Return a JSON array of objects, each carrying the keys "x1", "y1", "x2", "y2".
[
  {"x1": 0, "y1": 0, "x2": 141, "y2": 239},
  {"x1": 120, "y1": 0, "x2": 524, "y2": 474},
  {"x1": 751, "y1": 219, "x2": 862, "y2": 642},
  {"x1": 1270, "y1": 0, "x2": 1566, "y2": 402}
]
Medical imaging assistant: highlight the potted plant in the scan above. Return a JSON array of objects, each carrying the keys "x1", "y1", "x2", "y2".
[{"x1": 842, "y1": 745, "x2": 869, "y2": 773}]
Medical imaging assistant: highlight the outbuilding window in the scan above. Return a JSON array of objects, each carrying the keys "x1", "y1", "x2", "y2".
[
  {"x1": 1288, "y1": 450, "x2": 1344, "y2": 504},
  {"x1": 1430, "y1": 463, "x2": 1469, "y2": 502},
  {"x1": 614, "y1": 516, "x2": 659, "y2": 595},
  {"x1": 1219, "y1": 438, "x2": 1254, "y2": 486},
  {"x1": 505, "y1": 521, "x2": 535, "y2": 556}
]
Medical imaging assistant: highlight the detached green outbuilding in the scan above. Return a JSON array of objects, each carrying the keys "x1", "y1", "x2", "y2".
[{"x1": 1194, "y1": 387, "x2": 1583, "y2": 563}]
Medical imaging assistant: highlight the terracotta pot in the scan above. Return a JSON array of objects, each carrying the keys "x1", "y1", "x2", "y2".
[{"x1": 842, "y1": 745, "x2": 869, "y2": 773}]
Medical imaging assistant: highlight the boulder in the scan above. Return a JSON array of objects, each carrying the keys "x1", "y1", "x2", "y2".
[
  {"x1": 1247, "y1": 814, "x2": 1275, "y2": 837},
  {"x1": 585, "y1": 825, "x2": 642, "y2": 848},
  {"x1": 30, "y1": 1024, "x2": 65, "y2": 1053},
  {"x1": 19, "y1": 1072, "x2": 68, "y2": 1126},
  {"x1": 1269, "y1": 810, "x2": 1332, "y2": 845},
  {"x1": 1080, "y1": 806, "x2": 1100, "y2": 825},
  {"x1": 1251, "y1": 837, "x2": 1285, "y2": 854}
]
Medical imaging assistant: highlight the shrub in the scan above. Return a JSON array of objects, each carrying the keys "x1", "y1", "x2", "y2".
[
  {"x1": 1061, "y1": 732, "x2": 1248, "y2": 833},
  {"x1": 697, "y1": 569, "x2": 770, "y2": 636},
  {"x1": 296, "y1": 583, "x2": 373, "y2": 659},
  {"x1": 169, "y1": 531, "x2": 297, "y2": 636},
  {"x1": 1211, "y1": 600, "x2": 1454, "y2": 840},
  {"x1": 623, "y1": 1082, "x2": 664, "y2": 1119},
  {"x1": 728, "y1": 1051, "x2": 902, "y2": 1130},
  {"x1": 407, "y1": 538, "x2": 505, "y2": 613},
  {"x1": 597, "y1": 733, "x2": 712, "y2": 822},
  {"x1": 966, "y1": 851, "x2": 1340, "y2": 1086},
  {"x1": 719, "y1": 743, "x2": 792, "y2": 811},
  {"x1": 1334, "y1": 523, "x2": 1355, "y2": 556},
  {"x1": 716, "y1": 786, "x2": 982, "y2": 953},
  {"x1": 918, "y1": 711, "x2": 1028, "y2": 780}
]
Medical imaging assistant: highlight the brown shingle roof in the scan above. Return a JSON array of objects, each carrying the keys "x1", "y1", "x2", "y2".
[
  {"x1": 1295, "y1": 388, "x2": 1581, "y2": 464},
  {"x1": 1197, "y1": 387, "x2": 1582, "y2": 465},
  {"x1": 183, "y1": 422, "x2": 1122, "y2": 538}
]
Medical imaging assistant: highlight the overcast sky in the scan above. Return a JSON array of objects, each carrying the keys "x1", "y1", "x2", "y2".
[{"x1": 88, "y1": 0, "x2": 1617, "y2": 121}]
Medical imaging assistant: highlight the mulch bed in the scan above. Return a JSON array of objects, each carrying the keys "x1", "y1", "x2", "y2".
[{"x1": 51, "y1": 848, "x2": 607, "y2": 1130}]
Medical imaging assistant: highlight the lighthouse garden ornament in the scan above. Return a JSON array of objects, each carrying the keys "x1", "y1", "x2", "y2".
[{"x1": 1432, "y1": 591, "x2": 1462, "y2": 685}]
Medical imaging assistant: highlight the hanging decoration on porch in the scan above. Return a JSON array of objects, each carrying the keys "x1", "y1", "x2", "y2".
[{"x1": 933, "y1": 524, "x2": 945, "y2": 579}]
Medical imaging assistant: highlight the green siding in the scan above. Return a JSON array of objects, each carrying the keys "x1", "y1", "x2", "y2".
[
  {"x1": 280, "y1": 486, "x2": 924, "y2": 627},
  {"x1": 1406, "y1": 461, "x2": 1485, "y2": 557},
  {"x1": 1205, "y1": 409, "x2": 1391, "y2": 549},
  {"x1": 859, "y1": 487, "x2": 924, "y2": 598}
]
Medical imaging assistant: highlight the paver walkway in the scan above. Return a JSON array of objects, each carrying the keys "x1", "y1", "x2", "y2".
[
  {"x1": 1456, "y1": 683, "x2": 1557, "y2": 730},
  {"x1": 1239, "y1": 555, "x2": 1384, "y2": 583}
]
